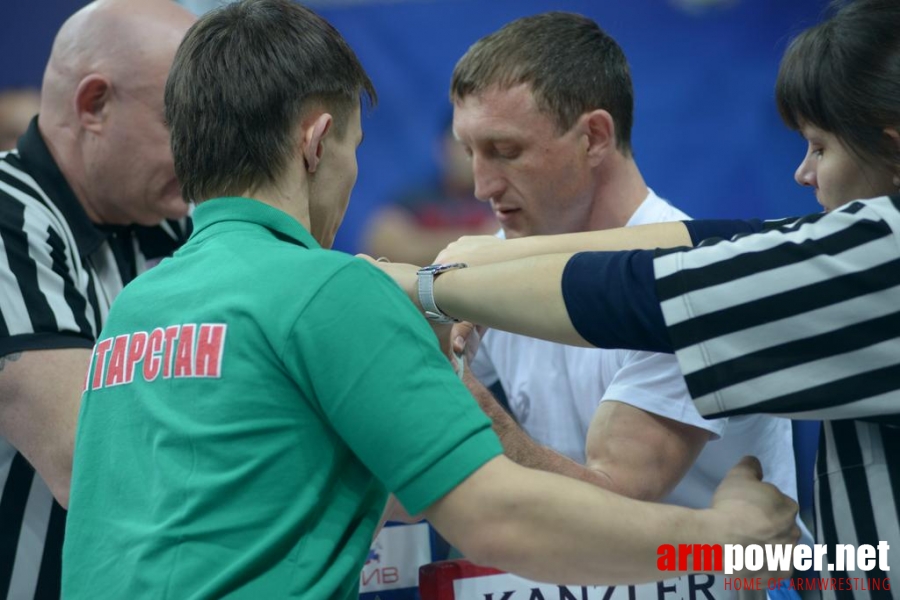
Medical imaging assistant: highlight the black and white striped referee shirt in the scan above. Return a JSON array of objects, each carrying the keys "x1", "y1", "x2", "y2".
[
  {"x1": 563, "y1": 195, "x2": 900, "y2": 600},
  {"x1": 0, "y1": 119, "x2": 188, "y2": 599}
]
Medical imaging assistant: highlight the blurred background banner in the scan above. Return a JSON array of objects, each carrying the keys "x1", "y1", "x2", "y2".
[{"x1": 0, "y1": 0, "x2": 827, "y2": 254}]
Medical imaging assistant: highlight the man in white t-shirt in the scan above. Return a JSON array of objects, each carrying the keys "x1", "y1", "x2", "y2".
[
  {"x1": 474, "y1": 192, "x2": 797, "y2": 508},
  {"x1": 447, "y1": 13, "x2": 809, "y2": 598}
]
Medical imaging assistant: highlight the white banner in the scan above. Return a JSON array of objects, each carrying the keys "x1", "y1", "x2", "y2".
[
  {"x1": 453, "y1": 572, "x2": 738, "y2": 600},
  {"x1": 359, "y1": 522, "x2": 433, "y2": 593}
]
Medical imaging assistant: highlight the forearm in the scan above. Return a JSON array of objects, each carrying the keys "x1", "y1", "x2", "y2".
[
  {"x1": 428, "y1": 456, "x2": 724, "y2": 586},
  {"x1": 433, "y1": 250, "x2": 672, "y2": 352},
  {"x1": 0, "y1": 348, "x2": 90, "y2": 508},
  {"x1": 380, "y1": 221, "x2": 772, "y2": 351},
  {"x1": 463, "y1": 370, "x2": 612, "y2": 488},
  {"x1": 490, "y1": 469, "x2": 712, "y2": 584},
  {"x1": 528, "y1": 222, "x2": 692, "y2": 255},
  {"x1": 435, "y1": 253, "x2": 592, "y2": 347},
  {"x1": 441, "y1": 222, "x2": 694, "y2": 266}
]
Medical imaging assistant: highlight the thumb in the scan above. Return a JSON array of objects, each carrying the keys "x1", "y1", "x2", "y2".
[
  {"x1": 451, "y1": 321, "x2": 477, "y2": 356},
  {"x1": 726, "y1": 455, "x2": 764, "y2": 482}
]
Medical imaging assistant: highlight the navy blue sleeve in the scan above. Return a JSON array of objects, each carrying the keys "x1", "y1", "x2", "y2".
[
  {"x1": 560, "y1": 218, "x2": 787, "y2": 353},
  {"x1": 682, "y1": 219, "x2": 766, "y2": 246},
  {"x1": 561, "y1": 250, "x2": 673, "y2": 353}
]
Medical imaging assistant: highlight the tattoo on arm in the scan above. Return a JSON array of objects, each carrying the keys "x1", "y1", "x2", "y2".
[{"x1": 0, "y1": 352, "x2": 23, "y2": 373}]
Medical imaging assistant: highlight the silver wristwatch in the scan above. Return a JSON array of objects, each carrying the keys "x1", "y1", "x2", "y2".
[{"x1": 417, "y1": 263, "x2": 467, "y2": 324}]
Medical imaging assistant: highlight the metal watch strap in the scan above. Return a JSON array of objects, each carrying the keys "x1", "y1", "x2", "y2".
[{"x1": 417, "y1": 263, "x2": 467, "y2": 324}]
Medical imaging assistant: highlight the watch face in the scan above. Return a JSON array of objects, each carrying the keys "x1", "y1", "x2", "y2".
[{"x1": 420, "y1": 262, "x2": 466, "y2": 275}]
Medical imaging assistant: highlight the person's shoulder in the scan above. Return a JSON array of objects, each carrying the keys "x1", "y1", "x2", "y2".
[
  {"x1": 311, "y1": 251, "x2": 402, "y2": 291},
  {"x1": 783, "y1": 195, "x2": 900, "y2": 235},
  {"x1": 603, "y1": 348, "x2": 684, "y2": 386},
  {"x1": 286, "y1": 254, "x2": 429, "y2": 342},
  {"x1": 0, "y1": 151, "x2": 55, "y2": 213},
  {"x1": 635, "y1": 190, "x2": 690, "y2": 224},
  {"x1": 276, "y1": 244, "x2": 357, "y2": 268},
  {"x1": 851, "y1": 195, "x2": 900, "y2": 224},
  {"x1": 0, "y1": 154, "x2": 71, "y2": 244},
  {"x1": 259, "y1": 248, "x2": 395, "y2": 301}
]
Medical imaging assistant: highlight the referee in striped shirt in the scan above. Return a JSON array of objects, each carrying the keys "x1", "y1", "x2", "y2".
[{"x1": 0, "y1": 1, "x2": 195, "y2": 597}]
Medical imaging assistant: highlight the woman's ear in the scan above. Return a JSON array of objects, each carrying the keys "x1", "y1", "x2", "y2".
[
  {"x1": 302, "y1": 113, "x2": 333, "y2": 174},
  {"x1": 884, "y1": 128, "x2": 900, "y2": 189}
]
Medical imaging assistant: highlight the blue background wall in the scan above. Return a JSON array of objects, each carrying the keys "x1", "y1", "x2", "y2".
[{"x1": 1, "y1": 0, "x2": 828, "y2": 254}]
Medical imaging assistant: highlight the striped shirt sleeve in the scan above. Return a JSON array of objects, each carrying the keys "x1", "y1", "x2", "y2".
[
  {"x1": 0, "y1": 172, "x2": 94, "y2": 355},
  {"x1": 655, "y1": 196, "x2": 900, "y2": 423}
]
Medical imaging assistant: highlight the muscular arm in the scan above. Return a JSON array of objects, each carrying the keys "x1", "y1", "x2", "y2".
[
  {"x1": 461, "y1": 369, "x2": 612, "y2": 487},
  {"x1": 423, "y1": 454, "x2": 799, "y2": 585},
  {"x1": 0, "y1": 348, "x2": 91, "y2": 508},
  {"x1": 584, "y1": 400, "x2": 711, "y2": 501},
  {"x1": 463, "y1": 366, "x2": 711, "y2": 501}
]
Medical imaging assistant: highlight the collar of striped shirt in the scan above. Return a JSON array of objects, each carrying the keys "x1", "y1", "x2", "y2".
[{"x1": 15, "y1": 116, "x2": 109, "y2": 258}]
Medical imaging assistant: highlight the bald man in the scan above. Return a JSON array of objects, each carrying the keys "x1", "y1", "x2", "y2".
[{"x1": 0, "y1": 1, "x2": 195, "y2": 597}]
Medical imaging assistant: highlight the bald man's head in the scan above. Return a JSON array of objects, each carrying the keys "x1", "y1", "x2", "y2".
[{"x1": 40, "y1": 0, "x2": 196, "y2": 226}]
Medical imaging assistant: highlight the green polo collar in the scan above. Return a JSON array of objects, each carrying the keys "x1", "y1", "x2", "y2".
[{"x1": 190, "y1": 197, "x2": 321, "y2": 250}]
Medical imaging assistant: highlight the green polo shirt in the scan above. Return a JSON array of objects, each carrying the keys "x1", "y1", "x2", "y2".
[{"x1": 62, "y1": 197, "x2": 501, "y2": 599}]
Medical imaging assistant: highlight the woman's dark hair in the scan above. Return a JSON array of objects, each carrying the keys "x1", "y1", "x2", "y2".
[{"x1": 776, "y1": 0, "x2": 900, "y2": 171}]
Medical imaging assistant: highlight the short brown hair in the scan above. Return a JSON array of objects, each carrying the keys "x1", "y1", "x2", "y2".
[
  {"x1": 451, "y1": 12, "x2": 634, "y2": 153},
  {"x1": 165, "y1": 0, "x2": 376, "y2": 202}
]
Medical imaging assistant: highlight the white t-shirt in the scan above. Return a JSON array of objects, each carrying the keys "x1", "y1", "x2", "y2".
[{"x1": 472, "y1": 190, "x2": 809, "y2": 597}]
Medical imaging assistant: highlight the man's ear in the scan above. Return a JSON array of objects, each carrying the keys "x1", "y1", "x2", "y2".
[
  {"x1": 74, "y1": 75, "x2": 111, "y2": 132},
  {"x1": 582, "y1": 109, "x2": 615, "y2": 166},
  {"x1": 302, "y1": 113, "x2": 333, "y2": 174}
]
